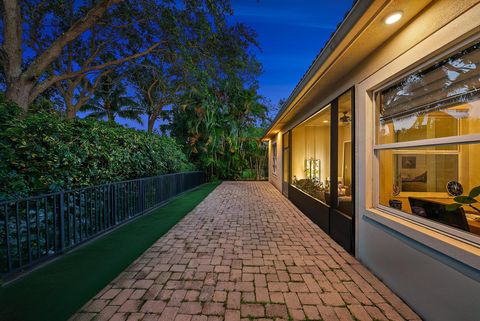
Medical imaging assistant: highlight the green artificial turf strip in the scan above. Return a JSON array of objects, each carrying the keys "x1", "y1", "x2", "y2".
[{"x1": 0, "y1": 182, "x2": 220, "y2": 321}]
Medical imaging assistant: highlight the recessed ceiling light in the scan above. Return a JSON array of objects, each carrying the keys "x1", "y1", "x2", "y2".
[
  {"x1": 323, "y1": 120, "x2": 329, "y2": 123},
  {"x1": 385, "y1": 11, "x2": 403, "y2": 25}
]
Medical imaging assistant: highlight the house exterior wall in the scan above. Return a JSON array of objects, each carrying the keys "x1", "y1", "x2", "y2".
[
  {"x1": 356, "y1": 3, "x2": 480, "y2": 320},
  {"x1": 266, "y1": 1, "x2": 480, "y2": 320}
]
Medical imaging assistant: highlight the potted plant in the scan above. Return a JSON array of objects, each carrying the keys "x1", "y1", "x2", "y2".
[{"x1": 446, "y1": 186, "x2": 480, "y2": 214}]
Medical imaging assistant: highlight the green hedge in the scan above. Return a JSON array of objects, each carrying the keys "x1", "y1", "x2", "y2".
[{"x1": 0, "y1": 102, "x2": 195, "y2": 200}]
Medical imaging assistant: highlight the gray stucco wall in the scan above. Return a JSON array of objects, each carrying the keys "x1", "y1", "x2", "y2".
[{"x1": 358, "y1": 218, "x2": 480, "y2": 321}]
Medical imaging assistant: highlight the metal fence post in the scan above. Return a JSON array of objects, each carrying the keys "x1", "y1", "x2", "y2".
[
  {"x1": 139, "y1": 179, "x2": 144, "y2": 213},
  {"x1": 111, "y1": 184, "x2": 116, "y2": 225},
  {"x1": 59, "y1": 192, "x2": 65, "y2": 253}
]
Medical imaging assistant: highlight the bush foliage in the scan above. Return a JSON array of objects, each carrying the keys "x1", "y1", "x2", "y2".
[{"x1": 0, "y1": 102, "x2": 194, "y2": 200}]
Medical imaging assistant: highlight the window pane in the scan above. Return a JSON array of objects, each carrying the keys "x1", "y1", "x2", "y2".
[
  {"x1": 338, "y1": 91, "x2": 353, "y2": 216},
  {"x1": 291, "y1": 106, "x2": 331, "y2": 204},
  {"x1": 378, "y1": 143, "x2": 480, "y2": 237},
  {"x1": 376, "y1": 42, "x2": 480, "y2": 145}
]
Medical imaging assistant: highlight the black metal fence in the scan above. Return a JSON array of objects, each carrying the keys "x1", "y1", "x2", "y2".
[{"x1": 0, "y1": 171, "x2": 205, "y2": 276}]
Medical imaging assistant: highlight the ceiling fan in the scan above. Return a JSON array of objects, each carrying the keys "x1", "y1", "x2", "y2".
[{"x1": 340, "y1": 112, "x2": 351, "y2": 123}]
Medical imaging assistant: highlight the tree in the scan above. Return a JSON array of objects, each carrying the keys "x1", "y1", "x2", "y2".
[
  {"x1": 51, "y1": 0, "x2": 175, "y2": 119},
  {"x1": 81, "y1": 73, "x2": 143, "y2": 124},
  {"x1": 130, "y1": 56, "x2": 181, "y2": 133},
  {"x1": 241, "y1": 127, "x2": 268, "y2": 180},
  {"x1": 0, "y1": 0, "x2": 232, "y2": 114},
  {"x1": 168, "y1": 80, "x2": 268, "y2": 179},
  {"x1": 1, "y1": 0, "x2": 144, "y2": 112}
]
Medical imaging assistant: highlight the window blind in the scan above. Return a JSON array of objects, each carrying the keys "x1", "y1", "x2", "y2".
[{"x1": 379, "y1": 42, "x2": 480, "y2": 122}]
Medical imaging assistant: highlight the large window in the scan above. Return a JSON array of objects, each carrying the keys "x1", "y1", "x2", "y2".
[
  {"x1": 375, "y1": 41, "x2": 480, "y2": 238},
  {"x1": 291, "y1": 106, "x2": 331, "y2": 204}
]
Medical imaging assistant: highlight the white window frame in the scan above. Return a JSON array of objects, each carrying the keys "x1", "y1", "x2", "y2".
[{"x1": 372, "y1": 39, "x2": 480, "y2": 247}]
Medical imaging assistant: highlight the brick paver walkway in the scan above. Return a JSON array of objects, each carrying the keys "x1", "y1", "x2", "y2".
[{"x1": 72, "y1": 182, "x2": 420, "y2": 321}]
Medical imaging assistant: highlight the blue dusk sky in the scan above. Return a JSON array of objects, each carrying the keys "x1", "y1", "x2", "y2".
[
  {"x1": 114, "y1": 0, "x2": 354, "y2": 130},
  {"x1": 230, "y1": 0, "x2": 354, "y2": 107}
]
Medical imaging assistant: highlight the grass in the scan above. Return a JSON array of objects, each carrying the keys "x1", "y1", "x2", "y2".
[{"x1": 0, "y1": 182, "x2": 220, "y2": 321}]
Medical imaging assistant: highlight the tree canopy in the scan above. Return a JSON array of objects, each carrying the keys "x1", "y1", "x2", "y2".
[{"x1": 0, "y1": 0, "x2": 272, "y2": 182}]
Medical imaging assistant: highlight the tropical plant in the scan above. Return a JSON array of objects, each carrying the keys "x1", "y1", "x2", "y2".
[
  {"x1": 81, "y1": 74, "x2": 143, "y2": 124},
  {"x1": 446, "y1": 186, "x2": 480, "y2": 214},
  {"x1": 168, "y1": 80, "x2": 268, "y2": 180}
]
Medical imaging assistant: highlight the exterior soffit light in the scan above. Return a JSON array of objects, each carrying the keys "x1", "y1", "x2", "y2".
[{"x1": 385, "y1": 11, "x2": 403, "y2": 25}]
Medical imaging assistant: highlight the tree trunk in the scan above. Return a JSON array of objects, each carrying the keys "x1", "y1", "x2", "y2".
[
  {"x1": 64, "y1": 91, "x2": 76, "y2": 119},
  {"x1": 66, "y1": 105, "x2": 76, "y2": 119},
  {"x1": 147, "y1": 116, "x2": 156, "y2": 133},
  {"x1": 5, "y1": 79, "x2": 34, "y2": 113},
  {"x1": 1, "y1": 0, "x2": 121, "y2": 115},
  {"x1": 105, "y1": 100, "x2": 115, "y2": 122}
]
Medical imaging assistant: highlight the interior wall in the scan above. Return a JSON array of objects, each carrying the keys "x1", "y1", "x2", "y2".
[{"x1": 291, "y1": 127, "x2": 305, "y2": 180}]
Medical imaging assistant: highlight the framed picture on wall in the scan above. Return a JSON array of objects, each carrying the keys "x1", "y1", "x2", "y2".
[{"x1": 402, "y1": 156, "x2": 416, "y2": 169}]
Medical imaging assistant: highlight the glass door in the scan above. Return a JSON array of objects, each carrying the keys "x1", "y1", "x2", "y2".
[{"x1": 330, "y1": 88, "x2": 355, "y2": 253}]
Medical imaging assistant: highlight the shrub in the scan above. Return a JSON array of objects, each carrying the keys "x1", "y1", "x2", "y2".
[{"x1": 0, "y1": 102, "x2": 195, "y2": 200}]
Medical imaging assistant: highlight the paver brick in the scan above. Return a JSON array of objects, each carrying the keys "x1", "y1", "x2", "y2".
[
  {"x1": 158, "y1": 307, "x2": 179, "y2": 321},
  {"x1": 118, "y1": 300, "x2": 143, "y2": 313},
  {"x1": 284, "y1": 292, "x2": 301, "y2": 309},
  {"x1": 178, "y1": 302, "x2": 202, "y2": 315},
  {"x1": 227, "y1": 291, "x2": 241, "y2": 309},
  {"x1": 240, "y1": 304, "x2": 265, "y2": 318},
  {"x1": 304, "y1": 305, "x2": 321, "y2": 320},
  {"x1": 255, "y1": 287, "x2": 270, "y2": 302},
  {"x1": 71, "y1": 182, "x2": 417, "y2": 321},
  {"x1": 265, "y1": 303, "x2": 288, "y2": 318},
  {"x1": 348, "y1": 304, "x2": 373, "y2": 321},
  {"x1": 141, "y1": 300, "x2": 167, "y2": 314},
  {"x1": 225, "y1": 309, "x2": 240, "y2": 321},
  {"x1": 202, "y1": 303, "x2": 225, "y2": 316},
  {"x1": 320, "y1": 292, "x2": 346, "y2": 306},
  {"x1": 268, "y1": 281, "x2": 289, "y2": 292},
  {"x1": 298, "y1": 292, "x2": 322, "y2": 305}
]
